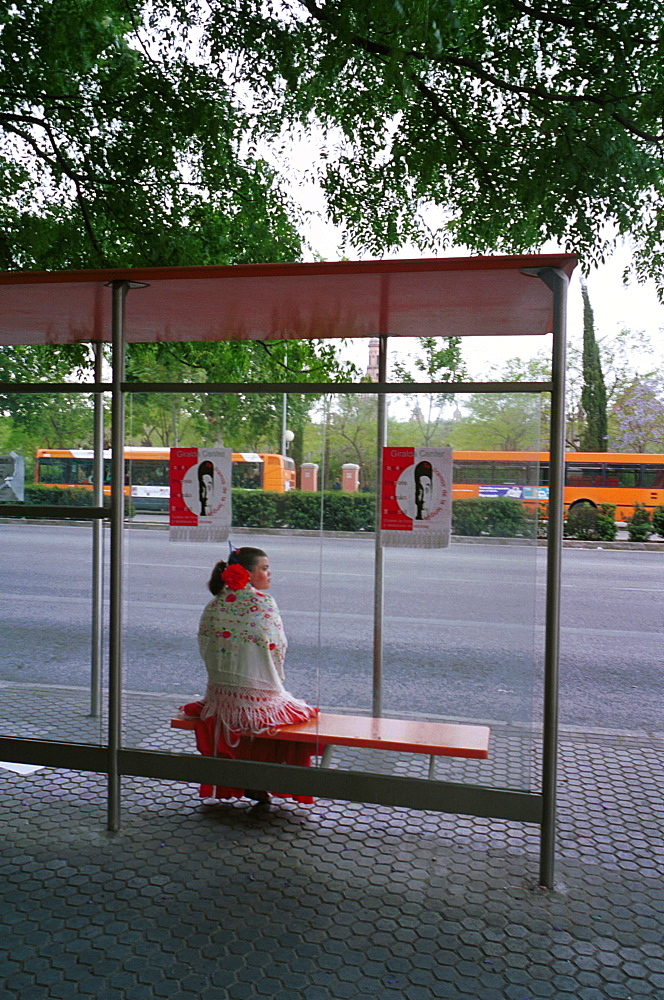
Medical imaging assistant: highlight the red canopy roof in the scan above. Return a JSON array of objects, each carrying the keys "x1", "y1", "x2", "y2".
[{"x1": 0, "y1": 254, "x2": 577, "y2": 346}]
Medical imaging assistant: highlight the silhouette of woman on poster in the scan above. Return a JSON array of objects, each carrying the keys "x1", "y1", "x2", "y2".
[
  {"x1": 414, "y1": 460, "x2": 433, "y2": 520},
  {"x1": 198, "y1": 460, "x2": 215, "y2": 516}
]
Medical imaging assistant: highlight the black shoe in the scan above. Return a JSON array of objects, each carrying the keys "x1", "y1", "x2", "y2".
[{"x1": 245, "y1": 789, "x2": 271, "y2": 803}]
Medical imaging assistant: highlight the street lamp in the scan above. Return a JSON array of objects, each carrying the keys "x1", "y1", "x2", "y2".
[{"x1": 283, "y1": 427, "x2": 294, "y2": 455}]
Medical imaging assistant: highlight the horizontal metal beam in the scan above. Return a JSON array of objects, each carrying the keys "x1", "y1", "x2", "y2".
[
  {"x1": 0, "y1": 379, "x2": 552, "y2": 395},
  {"x1": 0, "y1": 737, "x2": 541, "y2": 824},
  {"x1": 0, "y1": 505, "x2": 107, "y2": 520},
  {"x1": 119, "y1": 749, "x2": 543, "y2": 823},
  {"x1": 121, "y1": 380, "x2": 552, "y2": 395},
  {"x1": 0, "y1": 737, "x2": 108, "y2": 772}
]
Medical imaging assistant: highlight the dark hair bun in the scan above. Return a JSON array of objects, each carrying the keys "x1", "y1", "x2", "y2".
[{"x1": 207, "y1": 560, "x2": 227, "y2": 595}]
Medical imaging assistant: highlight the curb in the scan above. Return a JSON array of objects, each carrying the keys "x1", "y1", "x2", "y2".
[{"x1": 3, "y1": 516, "x2": 664, "y2": 548}]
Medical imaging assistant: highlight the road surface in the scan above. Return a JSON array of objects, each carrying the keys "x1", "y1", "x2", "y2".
[{"x1": 1, "y1": 523, "x2": 661, "y2": 732}]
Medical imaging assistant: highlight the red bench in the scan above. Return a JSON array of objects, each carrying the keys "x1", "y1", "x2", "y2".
[{"x1": 172, "y1": 712, "x2": 490, "y2": 775}]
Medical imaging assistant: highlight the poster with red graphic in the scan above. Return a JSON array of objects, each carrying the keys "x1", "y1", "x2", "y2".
[
  {"x1": 169, "y1": 447, "x2": 232, "y2": 542},
  {"x1": 381, "y1": 446, "x2": 452, "y2": 547}
]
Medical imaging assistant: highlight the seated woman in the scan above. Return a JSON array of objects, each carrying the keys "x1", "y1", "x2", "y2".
[{"x1": 180, "y1": 545, "x2": 319, "y2": 804}]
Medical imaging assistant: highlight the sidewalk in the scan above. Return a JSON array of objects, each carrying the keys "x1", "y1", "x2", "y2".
[{"x1": 2, "y1": 696, "x2": 663, "y2": 999}]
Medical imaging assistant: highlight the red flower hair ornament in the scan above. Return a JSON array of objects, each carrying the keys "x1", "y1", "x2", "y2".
[{"x1": 221, "y1": 563, "x2": 250, "y2": 590}]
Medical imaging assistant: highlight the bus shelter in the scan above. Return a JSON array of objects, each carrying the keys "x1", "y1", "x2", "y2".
[{"x1": 0, "y1": 254, "x2": 576, "y2": 887}]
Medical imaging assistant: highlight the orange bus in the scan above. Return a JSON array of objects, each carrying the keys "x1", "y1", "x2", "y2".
[
  {"x1": 35, "y1": 448, "x2": 296, "y2": 511},
  {"x1": 452, "y1": 451, "x2": 664, "y2": 520}
]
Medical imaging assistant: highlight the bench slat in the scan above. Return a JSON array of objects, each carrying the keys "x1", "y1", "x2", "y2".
[{"x1": 172, "y1": 712, "x2": 489, "y2": 760}]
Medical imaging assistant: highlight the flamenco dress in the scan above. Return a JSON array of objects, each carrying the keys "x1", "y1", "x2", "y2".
[{"x1": 179, "y1": 582, "x2": 318, "y2": 802}]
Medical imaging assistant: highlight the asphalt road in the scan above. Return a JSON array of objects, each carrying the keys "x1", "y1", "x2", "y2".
[{"x1": 1, "y1": 523, "x2": 662, "y2": 732}]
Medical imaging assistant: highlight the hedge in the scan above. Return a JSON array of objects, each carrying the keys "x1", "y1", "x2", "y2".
[
  {"x1": 23, "y1": 485, "x2": 99, "y2": 506},
  {"x1": 450, "y1": 497, "x2": 532, "y2": 538},
  {"x1": 18, "y1": 486, "x2": 651, "y2": 541},
  {"x1": 652, "y1": 505, "x2": 664, "y2": 539},
  {"x1": 564, "y1": 502, "x2": 617, "y2": 541},
  {"x1": 625, "y1": 502, "x2": 652, "y2": 542},
  {"x1": 318, "y1": 492, "x2": 376, "y2": 532},
  {"x1": 231, "y1": 491, "x2": 534, "y2": 537},
  {"x1": 232, "y1": 490, "x2": 377, "y2": 532},
  {"x1": 232, "y1": 489, "x2": 281, "y2": 528}
]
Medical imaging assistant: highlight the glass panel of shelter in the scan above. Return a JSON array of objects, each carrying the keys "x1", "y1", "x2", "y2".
[
  {"x1": 120, "y1": 385, "x2": 543, "y2": 797},
  {"x1": 120, "y1": 390, "x2": 326, "y2": 760},
  {"x1": 290, "y1": 389, "x2": 544, "y2": 793},
  {"x1": 0, "y1": 390, "x2": 108, "y2": 748}
]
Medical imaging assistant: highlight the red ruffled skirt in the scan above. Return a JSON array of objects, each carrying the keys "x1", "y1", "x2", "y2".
[{"x1": 181, "y1": 701, "x2": 319, "y2": 803}]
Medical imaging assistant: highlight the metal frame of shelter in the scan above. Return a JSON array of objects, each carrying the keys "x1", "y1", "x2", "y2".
[{"x1": 0, "y1": 254, "x2": 575, "y2": 888}]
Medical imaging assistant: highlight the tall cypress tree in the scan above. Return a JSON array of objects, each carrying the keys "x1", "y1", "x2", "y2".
[{"x1": 580, "y1": 284, "x2": 608, "y2": 451}]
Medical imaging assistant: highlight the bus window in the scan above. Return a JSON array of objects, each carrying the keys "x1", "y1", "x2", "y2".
[
  {"x1": 38, "y1": 456, "x2": 95, "y2": 485},
  {"x1": 284, "y1": 456, "x2": 296, "y2": 490},
  {"x1": 643, "y1": 465, "x2": 664, "y2": 489},
  {"x1": 37, "y1": 457, "x2": 70, "y2": 484},
  {"x1": 604, "y1": 464, "x2": 641, "y2": 488},
  {"x1": 497, "y1": 463, "x2": 521, "y2": 484},
  {"x1": 232, "y1": 461, "x2": 263, "y2": 490},
  {"x1": 454, "y1": 461, "x2": 495, "y2": 484},
  {"x1": 501, "y1": 462, "x2": 538, "y2": 485},
  {"x1": 75, "y1": 459, "x2": 94, "y2": 484},
  {"x1": 127, "y1": 459, "x2": 170, "y2": 486},
  {"x1": 566, "y1": 464, "x2": 602, "y2": 487},
  {"x1": 454, "y1": 460, "x2": 539, "y2": 485}
]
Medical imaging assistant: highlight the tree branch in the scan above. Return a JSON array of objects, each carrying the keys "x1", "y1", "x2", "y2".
[
  {"x1": 507, "y1": 0, "x2": 651, "y2": 46},
  {"x1": 423, "y1": 52, "x2": 661, "y2": 144},
  {"x1": 410, "y1": 77, "x2": 501, "y2": 197},
  {"x1": 507, "y1": 0, "x2": 608, "y2": 33},
  {"x1": 296, "y1": 0, "x2": 662, "y2": 145},
  {"x1": 254, "y1": 339, "x2": 340, "y2": 377},
  {"x1": 0, "y1": 87, "x2": 84, "y2": 106},
  {"x1": 0, "y1": 114, "x2": 109, "y2": 261},
  {"x1": 0, "y1": 113, "x2": 117, "y2": 187}
]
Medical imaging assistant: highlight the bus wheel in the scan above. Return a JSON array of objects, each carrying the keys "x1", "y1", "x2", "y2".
[{"x1": 568, "y1": 499, "x2": 597, "y2": 512}]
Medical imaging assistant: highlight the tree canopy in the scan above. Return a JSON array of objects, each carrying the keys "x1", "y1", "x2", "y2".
[
  {"x1": 450, "y1": 391, "x2": 543, "y2": 452},
  {"x1": 0, "y1": 1, "x2": 359, "y2": 456},
  {"x1": 609, "y1": 378, "x2": 664, "y2": 453},
  {"x1": 200, "y1": 0, "x2": 664, "y2": 288},
  {"x1": 125, "y1": 340, "x2": 359, "y2": 450},
  {"x1": 3, "y1": 2, "x2": 663, "y2": 460},
  {"x1": 2, "y1": 2, "x2": 663, "y2": 285},
  {"x1": 0, "y1": 0, "x2": 304, "y2": 269}
]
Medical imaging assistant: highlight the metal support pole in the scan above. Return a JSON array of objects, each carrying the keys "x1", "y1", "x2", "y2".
[
  {"x1": 90, "y1": 342, "x2": 105, "y2": 718},
  {"x1": 281, "y1": 346, "x2": 289, "y2": 457},
  {"x1": 108, "y1": 281, "x2": 128, "y2": 832},
  {"x1": 281, "y1": 392, "x2": 287, "y2": 456},
  {"x1": 372, "y1": 334, "x2": 388, "y2": 717},
  {"x1": 535, "y1": 267, "x2": 569, "y2": 888}
]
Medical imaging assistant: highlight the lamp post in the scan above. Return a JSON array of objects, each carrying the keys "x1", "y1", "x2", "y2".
[
  {"x1": 281, "y1": 393, "x2": 295, "y2": 456},
  {"x1": 283, "y1": 427, "x2": 294, "y2": 455}
]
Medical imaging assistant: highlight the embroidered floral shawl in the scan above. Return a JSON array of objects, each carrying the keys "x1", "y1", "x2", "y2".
[{"x1": 196, "y1": 584, "x2": 316, "y2": 742}]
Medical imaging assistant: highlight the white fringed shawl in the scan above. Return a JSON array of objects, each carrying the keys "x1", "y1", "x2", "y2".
[{"x1": 197, "y1": 583, "x2": 316, "y2": 744}]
